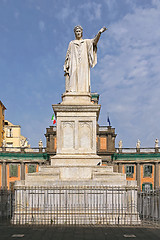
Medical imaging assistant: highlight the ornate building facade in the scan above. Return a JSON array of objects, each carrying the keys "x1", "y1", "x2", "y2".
[
  {"x1": 4, "y1": 120, "x2": 30, "y2": 148},
  {"x1": 0, "y1": 95, "x2": 160, "y2": 190}
]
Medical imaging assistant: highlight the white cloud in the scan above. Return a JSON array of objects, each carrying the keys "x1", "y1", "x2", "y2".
[
  {"x1": 152, "y1": 0, "x2": 160, "y2": 8},
  {"x1": 79, "y1": 2, "x2": 102, "y2": 21},
  {"x1": 95, "y1": 2, "x2": 160, "y2": 147},
  {"x1": 104, "y1": 0, "x2": 117, "y2": 10},
  {"x1": 55, "y1": 1, "x2": 101, "y2": 22},
  {"x1": 55, "y1": 5, "x2": 73, "y2": 21}
]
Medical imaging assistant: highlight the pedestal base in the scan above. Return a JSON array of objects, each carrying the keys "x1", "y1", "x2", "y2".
[
  {"x1": 61, "y1": 92, "x2": 91, "y2": 105},
  {"x1": 51, "y1": 154, "x2": 101, "y2": 166},
  {"x1": 16, "y1": 163, "x2": 126, "y2": 186}
]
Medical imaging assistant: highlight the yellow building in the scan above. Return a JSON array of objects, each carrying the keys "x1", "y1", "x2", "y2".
[
  {"x1": 0, "y1": 101, "x2": 6, "y2": 147},
  {"x1": 4, "y1": 120, "x2": 30, "y2": 148}
]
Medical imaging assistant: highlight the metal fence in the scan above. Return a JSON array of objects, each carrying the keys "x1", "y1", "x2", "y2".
[
  {"x1": 0, "y1": 186, "x2": 160, "y2": 226},
  {"x1": 138, "y1": 189, "x2": 160, "y2": 225},
  {"x1": 0, "y1": 188, "x2": 14, "y2": 224},
  {"x1": 12, "y1": 186, "x2": 140, "y2": 225}
]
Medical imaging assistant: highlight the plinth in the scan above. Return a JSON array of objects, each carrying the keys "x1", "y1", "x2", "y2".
[{"x1": 13, "y1": 92, "x2": 140, "y2": 225}]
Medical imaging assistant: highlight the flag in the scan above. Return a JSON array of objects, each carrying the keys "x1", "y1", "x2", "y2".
[
  {"x1": 51, "y1": 114, "x2": 56, "y2": 124},
  {"x1": 107, "y1": 116, "x2": 111, "y2": 126}
]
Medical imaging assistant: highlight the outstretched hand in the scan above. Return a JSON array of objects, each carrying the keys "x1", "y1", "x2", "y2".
[{"x1": 99, "y1": 27, "x2": 107, "y2": 33}]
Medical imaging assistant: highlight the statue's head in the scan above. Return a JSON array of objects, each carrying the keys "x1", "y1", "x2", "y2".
[{"x1": 74, "y1": 25, "x2": 83, "y2": 39}]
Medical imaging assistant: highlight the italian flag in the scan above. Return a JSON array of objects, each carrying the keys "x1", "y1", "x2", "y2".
[{"x1": 51, "y1": 114, "x2": 56, "y2": 124}]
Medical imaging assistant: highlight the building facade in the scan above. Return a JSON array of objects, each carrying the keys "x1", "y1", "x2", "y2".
[
  {"x1": 1, "y1": 132, "x2": 160, "y2": 190},
  {"x1": 0, "y1": 95, "x2": 160, "y2": 190},
  {"x1": 4, "y1": 120, "x2": 30, "y2": 148},
  {"x1": 0, "y1": 101, "x2": 6, "y2": 148},
  {"x1": 0, "y1": 151, "x2": 48, "y2": 189},
  {"x1": 113, "y1": 151, "x2": 160, "y2": 190},
  {"x1": 45, "y1": 125, "x2": 160, "y2": 190}
]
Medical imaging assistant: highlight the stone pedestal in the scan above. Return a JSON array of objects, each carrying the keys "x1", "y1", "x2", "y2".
[
  {"x1": 13, "y1": 92, "x2": 140, "y2": 225},
  {"x1": 51, "y1": 99, "x2": 101, "y2": 169},
  {"x1": 53, "y1": 103, "x2": 100, "y2": 154}
]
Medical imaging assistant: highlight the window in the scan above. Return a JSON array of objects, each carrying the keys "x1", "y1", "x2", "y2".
[
  {"x1": 9, "y1": 164, "x2": 18, "y2": 177},
  {"x1": 6, "y1": 142, "x2": 13, "y2": 148},
  {"x1": 143, "y1": 165, "x2": 152, "y2": 177},
  {"x1": 100, "y1": 137, "x2": 107, "y2": 150},
  {"x1": 28, "y1": 164, "x2": 36, "y2": 173},
  {"x1": 126, "y1": 165, "x2": 134, "y2": 178},
  {"x1": 142, "y1": 183, "x2": 152, "y2": 191},
  {"x1": 7, "y1": 128, "x2": 13, "y2": 137}
]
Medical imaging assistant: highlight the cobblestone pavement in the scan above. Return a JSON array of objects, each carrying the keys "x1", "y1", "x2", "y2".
[{"x1": 0, "y1": 225, "x2": 160, "y2": 240}]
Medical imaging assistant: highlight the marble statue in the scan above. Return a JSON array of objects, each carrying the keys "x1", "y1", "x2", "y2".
[
  {"x1": 118, "y1": 140, "x2": 123, "y2": 149},
  {"x1": 136, "y1": 139, "x2": 141, "y2": 149},
  {"x1": 20, "y1": 139, "x2": 28, "y2": 147},
  {"x1": 64, "y1": 25, "x2": 107, "y2": 93},
  {"x1": 39, "y1": 139, "x2": 43, "y2": 148},
  {"x1": 20, "y1": 139, "x2": 26, "y2": 147},
  {"x1": 155, "y1": 138, "x2": 159, "y2": 148}
]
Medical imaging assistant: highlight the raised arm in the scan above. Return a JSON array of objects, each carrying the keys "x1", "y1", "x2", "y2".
[
  {"x1": 93, "y1": 27, "x2": 107, "y2": 45},
  {"x1": 64, "y1": 42, "x2": 71, "y2": 76}
]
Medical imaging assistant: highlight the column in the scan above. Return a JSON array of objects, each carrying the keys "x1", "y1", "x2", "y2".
[
  {"x1": 136, "y1": 163, "x2": 141, "y2": 190},
  {"x1": 154, "y1": 163, "x2": 159, "y2": 189},
  {"x1": 2, "y1": 162, "x2": 7, "y2": 188},
  {"x1": 118, "y1": 163, "x2": 123, "y2": 173},
  {"x1": 113, "y1": 164, "x2": 118, "y2": 172},
  {"x1": 21, "y1": 162, "x2": 25, "y2": 180}
]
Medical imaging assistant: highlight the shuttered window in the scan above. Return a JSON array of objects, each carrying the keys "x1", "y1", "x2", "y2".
[
  {"x1": 9, "y1": 164, "x2": 18, "y2": 177},
  {"x1": 28, "y1": 164, "x2": 36, "y2": 173},
  {"x1": 143, "y1": 165, "x2": 152, "y2": 177},
  {"x1": 126, "y1": 165, "x2": 134, "y2": 178}
]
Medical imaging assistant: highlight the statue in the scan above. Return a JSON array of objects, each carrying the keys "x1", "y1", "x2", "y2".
[
  {"x1": 155, "y1": 138, "x2": 159, "y2": 148},
  {"x1": 20, "y1": 139, "x2": 26, "y2": 147},
  {"x1": 64, "y1": 25, "x2": 107, "y2": 93},
  {"x1": 136, "y1": 139, "x2": 141, "y2": 149},
  {"x1": 20, "y1": 138, "x2": 28, "y2": 148},
  {"x1": 118, "y1": 140, "x2": 123, "y2": 149},
  {"x1": 39, "y1": 139, "x2": 43, "y2": 148}
]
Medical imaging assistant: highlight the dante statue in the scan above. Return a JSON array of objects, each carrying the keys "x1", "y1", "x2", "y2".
[{"x1": 64, "y1": 26, "x2": 107, "y2": 93}]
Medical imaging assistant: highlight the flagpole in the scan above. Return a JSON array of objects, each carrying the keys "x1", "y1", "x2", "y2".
[{"x1": 107, "y1": 112, "x2": 111, "y2": 127}]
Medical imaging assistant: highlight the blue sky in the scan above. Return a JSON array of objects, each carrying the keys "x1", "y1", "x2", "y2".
[{"x1": 1, "y1": 0, "x2": 160, "y2": 148}]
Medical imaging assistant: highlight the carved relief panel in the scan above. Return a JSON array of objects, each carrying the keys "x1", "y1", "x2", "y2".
[
  {"x1": 61, "y1": 121, "x2": 75, "y2": 149},
  {"x1": 78, "y1": 121, "x2": 93, "y2": 150}
]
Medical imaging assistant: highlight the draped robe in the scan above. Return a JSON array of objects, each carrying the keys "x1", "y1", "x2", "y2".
[{"x1": 64, "y1": 39, "x2": 97, "y2": 93}]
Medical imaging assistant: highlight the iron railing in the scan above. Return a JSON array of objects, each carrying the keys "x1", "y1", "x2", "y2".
[
  {"x1": 0, "y1": 186, "x2": 160, "y2": 226},
  {"x1": 138, "y1": 189, "x2": 160, "y2": 225},
  {"x1": 12, "y1": 186, "x2": 140, "y2": 225},
  {"x1": 0, "y1": 188, "x2": 14, "y2": 224}
]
